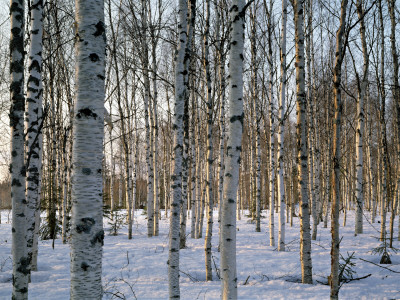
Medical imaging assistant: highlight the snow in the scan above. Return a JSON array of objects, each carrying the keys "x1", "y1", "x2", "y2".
[{"x1": 1, "y1": 208, "x2": 400, "y2": 299}]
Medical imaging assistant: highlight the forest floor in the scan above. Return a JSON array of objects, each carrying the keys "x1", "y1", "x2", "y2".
[{"x1": 0, "y1": 208, "x2": 399, "y2": 299}]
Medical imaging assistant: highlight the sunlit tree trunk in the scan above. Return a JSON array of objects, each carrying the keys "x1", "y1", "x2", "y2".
[
  {"x1": 293, "y1": 0, "x2": 313, "y2": 284},
  {"x1": 330, "y1": 1, "x2": 348, "y2": 298},
  {"x1": 221, "y1": 1, "x2": 245, "y2": 298}
]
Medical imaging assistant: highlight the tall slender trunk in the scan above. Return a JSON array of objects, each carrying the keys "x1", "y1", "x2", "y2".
[
  {"x1": 180, "y1": 0, "x2": 196, "y2": 249},
  {"x1": 293, "y1": 0, "x2": 313, "y2": 284},
  {"x1": 278, "y1": 0, "x2": 287, "y2": 251},
  {"x1": 203, "y1": 0, "x2": 214, "y2": 282},
  {"x1": 168, "y1": 0, "x2": 188, "y2": 298},
  {"x1": 387, "y1": 0, "x2": 400, "y2": 240},
  {"x1": 25, "y1": 0, "x2": 44, "y2": 275},
  {"x1": 378, "y1": 0, "x2": 388, "y2": 242},
  {"x1": 10, "y1": 0, "x2": 28, "y2": 297},
  {"x1": 70, "y1": 1, "x2": 105, "y2": 297},
  {"x1": 221, "y1": 1, "x2": 245, "y2": 298},
  {"x1": 330, "y1": 1, "x2": 348, "y2": 298},
  {"x1": 354, "y1": 0, "x2": 369, "y2": 235},
  {"x1": 152, "y1": 36, "x2": 160, "y2": 236},
  {"x1": 267, "y1": 0, "x2": 276, "y2": 248}
]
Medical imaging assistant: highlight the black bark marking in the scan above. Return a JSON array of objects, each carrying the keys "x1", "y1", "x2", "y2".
[
  {"x1": 16, "y1": 256, "x2": 30, "y2": 275},
  {"x1": 76, "y1": 217, "x2": 95, "y2": 234},
  {"x1": 90, "y1": 230, "x2": 104, "y2": 246},
  {"x1": 89, "y1": 53, "x2": 99, "y2": 62},
  {"x1": 82, "y1": 168, "x2": 91, "y2": 175},
  {"x1": 81, "y1": 262, "x2": 89, "y2": 271},
  {"x1": 76, "y1": 108, "x2": 97, "y2": 119},
  {"x1": 93, "y1": 21, "x2": 105, "y2": 37}
]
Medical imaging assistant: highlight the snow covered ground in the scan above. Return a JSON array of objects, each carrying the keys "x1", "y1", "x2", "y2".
[{"x1": 0, "y1": 208, "x2": 399, "y2": 299}]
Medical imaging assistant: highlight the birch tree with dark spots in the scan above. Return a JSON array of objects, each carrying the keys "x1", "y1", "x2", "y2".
[
  {"x1": 10, "y1": 0, "x2": 29, "y2": 298},
  {"x1": 220, "y1": 0, "x2": 245, "y2": 298},
  {"x1": 292, "y1": 0, "x2": 313, "y2": 284},
  {"x1": 168, "y1": 0, "x2": 188, "y2": 298},
  {"x1": 330, "y1": 0, "x2": 348, "y2": 298},
  {"x1": 70, "y1": 0, "x2": 105, "y2": 298},
  {"x1": 25, "y1": 0, "x2": 44, "y2": 276}
]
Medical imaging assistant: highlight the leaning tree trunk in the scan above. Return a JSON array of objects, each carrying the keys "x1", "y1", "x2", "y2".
[
  {"x1": 10, "y1": 0, "x2": 28, "y2": 298},
  {"x1": 221, "y1": 1, "x2": 245, "y2": 299},
  {"x1": 330, "y1": 1, "x2": 348, "y2": 298},
  {"x1": 25, "y1": 0, "x2": 44, "y2": 276},
  {"x1": 293, "y1": 0, "x2": 313, "y2": 285},
  {"x1": 168, "y1": 0, "x2": 188, "y2": 298},
  {"x1": 70, "y1": 1, "x2": 105, "y2": 298}
]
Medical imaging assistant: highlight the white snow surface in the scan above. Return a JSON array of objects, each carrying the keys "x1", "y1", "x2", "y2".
[{"x1": 0, "y1": 209, "x2": 399, "y2": 299}]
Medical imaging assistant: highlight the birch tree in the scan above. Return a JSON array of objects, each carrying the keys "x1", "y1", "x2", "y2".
[
  {"x1": 168, "y1": 0, "x2": 188, "y2": 297},
  {"x1": 330, "y1": 1, "x2": 348, "y2": 298},
  {"x1": 25, "y1": 0, "x2": 44, "y2": 275},
  {"x1": 354, "y1": 0, "x2": 369, "y2": 235},
  {"x1": 10, "y1": 0, "x2": 29, "y2": 298},
  {"x1": 70, "y1": 0, "x2": 105, "y2": 298},
  {"x1": 220, "y1": 0, "x2": 245, "y2": 298},
  {"x1": 387, "y1": 0, "x2": 400, "y2": 240},
  {"x1": 278, "y1": 0, "x2": 287, "y2": 251},
  {"x1": 203, "y1": 0, "x2": 214, "y2": 281},
  {"x1": 293, "y1": 0, "x2": 313, "y2": 284}
]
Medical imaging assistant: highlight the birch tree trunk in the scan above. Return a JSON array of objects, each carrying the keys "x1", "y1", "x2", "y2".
[
  {"x1": 293, "y1": 0, "x2": 313, "y2": 284},
  {"x1": 221, "y1": 1, "x2": 245, "y2": 298},
  {"x1": 330, "y1": 1, "x2": 348, "y2": 298},
  {"x1": 378, "y1": 0, "x2": 388, "y2": 242},
  {"x1": 141, "y1": 0, "x2": 155, "y2": 238},
  {"x1": 387, "y1": 0, "x2": 400, "y2": 240},
  {"x1": 70, "y1": 1, "x2": 105, "y2": 298},
  {"x1": 203, "y1": 0, "x2": 214, "y2": 281},
  {"x1": 267, "y1": 0, "x2": 276, "y2": 247},
  {"x1": 168, "y1": 0, "x2": 188, "y2": 297},
  {"x1": 180, "y1": 0, "x2": 195, "y2": 249},
  {"x1": 278, "y1": 0, "x2": 287, "y2": 251},
  {"x1": 354, "y1": 0, "x2": 369, "y2": 235},
  {"x1": 25, "y1": 0, "x2": 44, "y2": 275},
  {"x1": 10, "y1": 0, "x2": 29, "y2": 297}
]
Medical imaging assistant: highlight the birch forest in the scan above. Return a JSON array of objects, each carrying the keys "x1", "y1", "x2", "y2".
[{"x1": 0, "y1": 0, "x2": 400, "y2": 299}]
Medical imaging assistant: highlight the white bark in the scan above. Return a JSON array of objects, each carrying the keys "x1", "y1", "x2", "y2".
[
  {"x1": 25, "y1": 0, "x2": 44, "y2": 276},
  {"x1": 221, "y1": 1, "x2": 245, "y2": 298},
  {"x1": 168, "y1": 0, "x2": 188, "y2": 298},
  {"x1": 267, "y1": 0, "x2": 276, "y2": 248},
  {"x1": 203, "y1": 0, "x2": 214, "y2": 281},
  {"x1": 10, "y1": 0, "x2": 28, "y2": 297},
  {"x1": 354, "y1": 0, "x2": 369, "y2": 235},
  {"x1": 293, "y1": 0, "x2": 313, "y2": 284},
  {"x1": 70, "y1": 1, "x2": 105, "y2": 298},
  {"x1": 277, "y1": 0, "x2": 287, "y2": 252}
]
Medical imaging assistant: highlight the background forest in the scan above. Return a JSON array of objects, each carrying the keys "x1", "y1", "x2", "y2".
[{"x1": 0, "y1": 0, "x2": 400, "y2": 299}]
